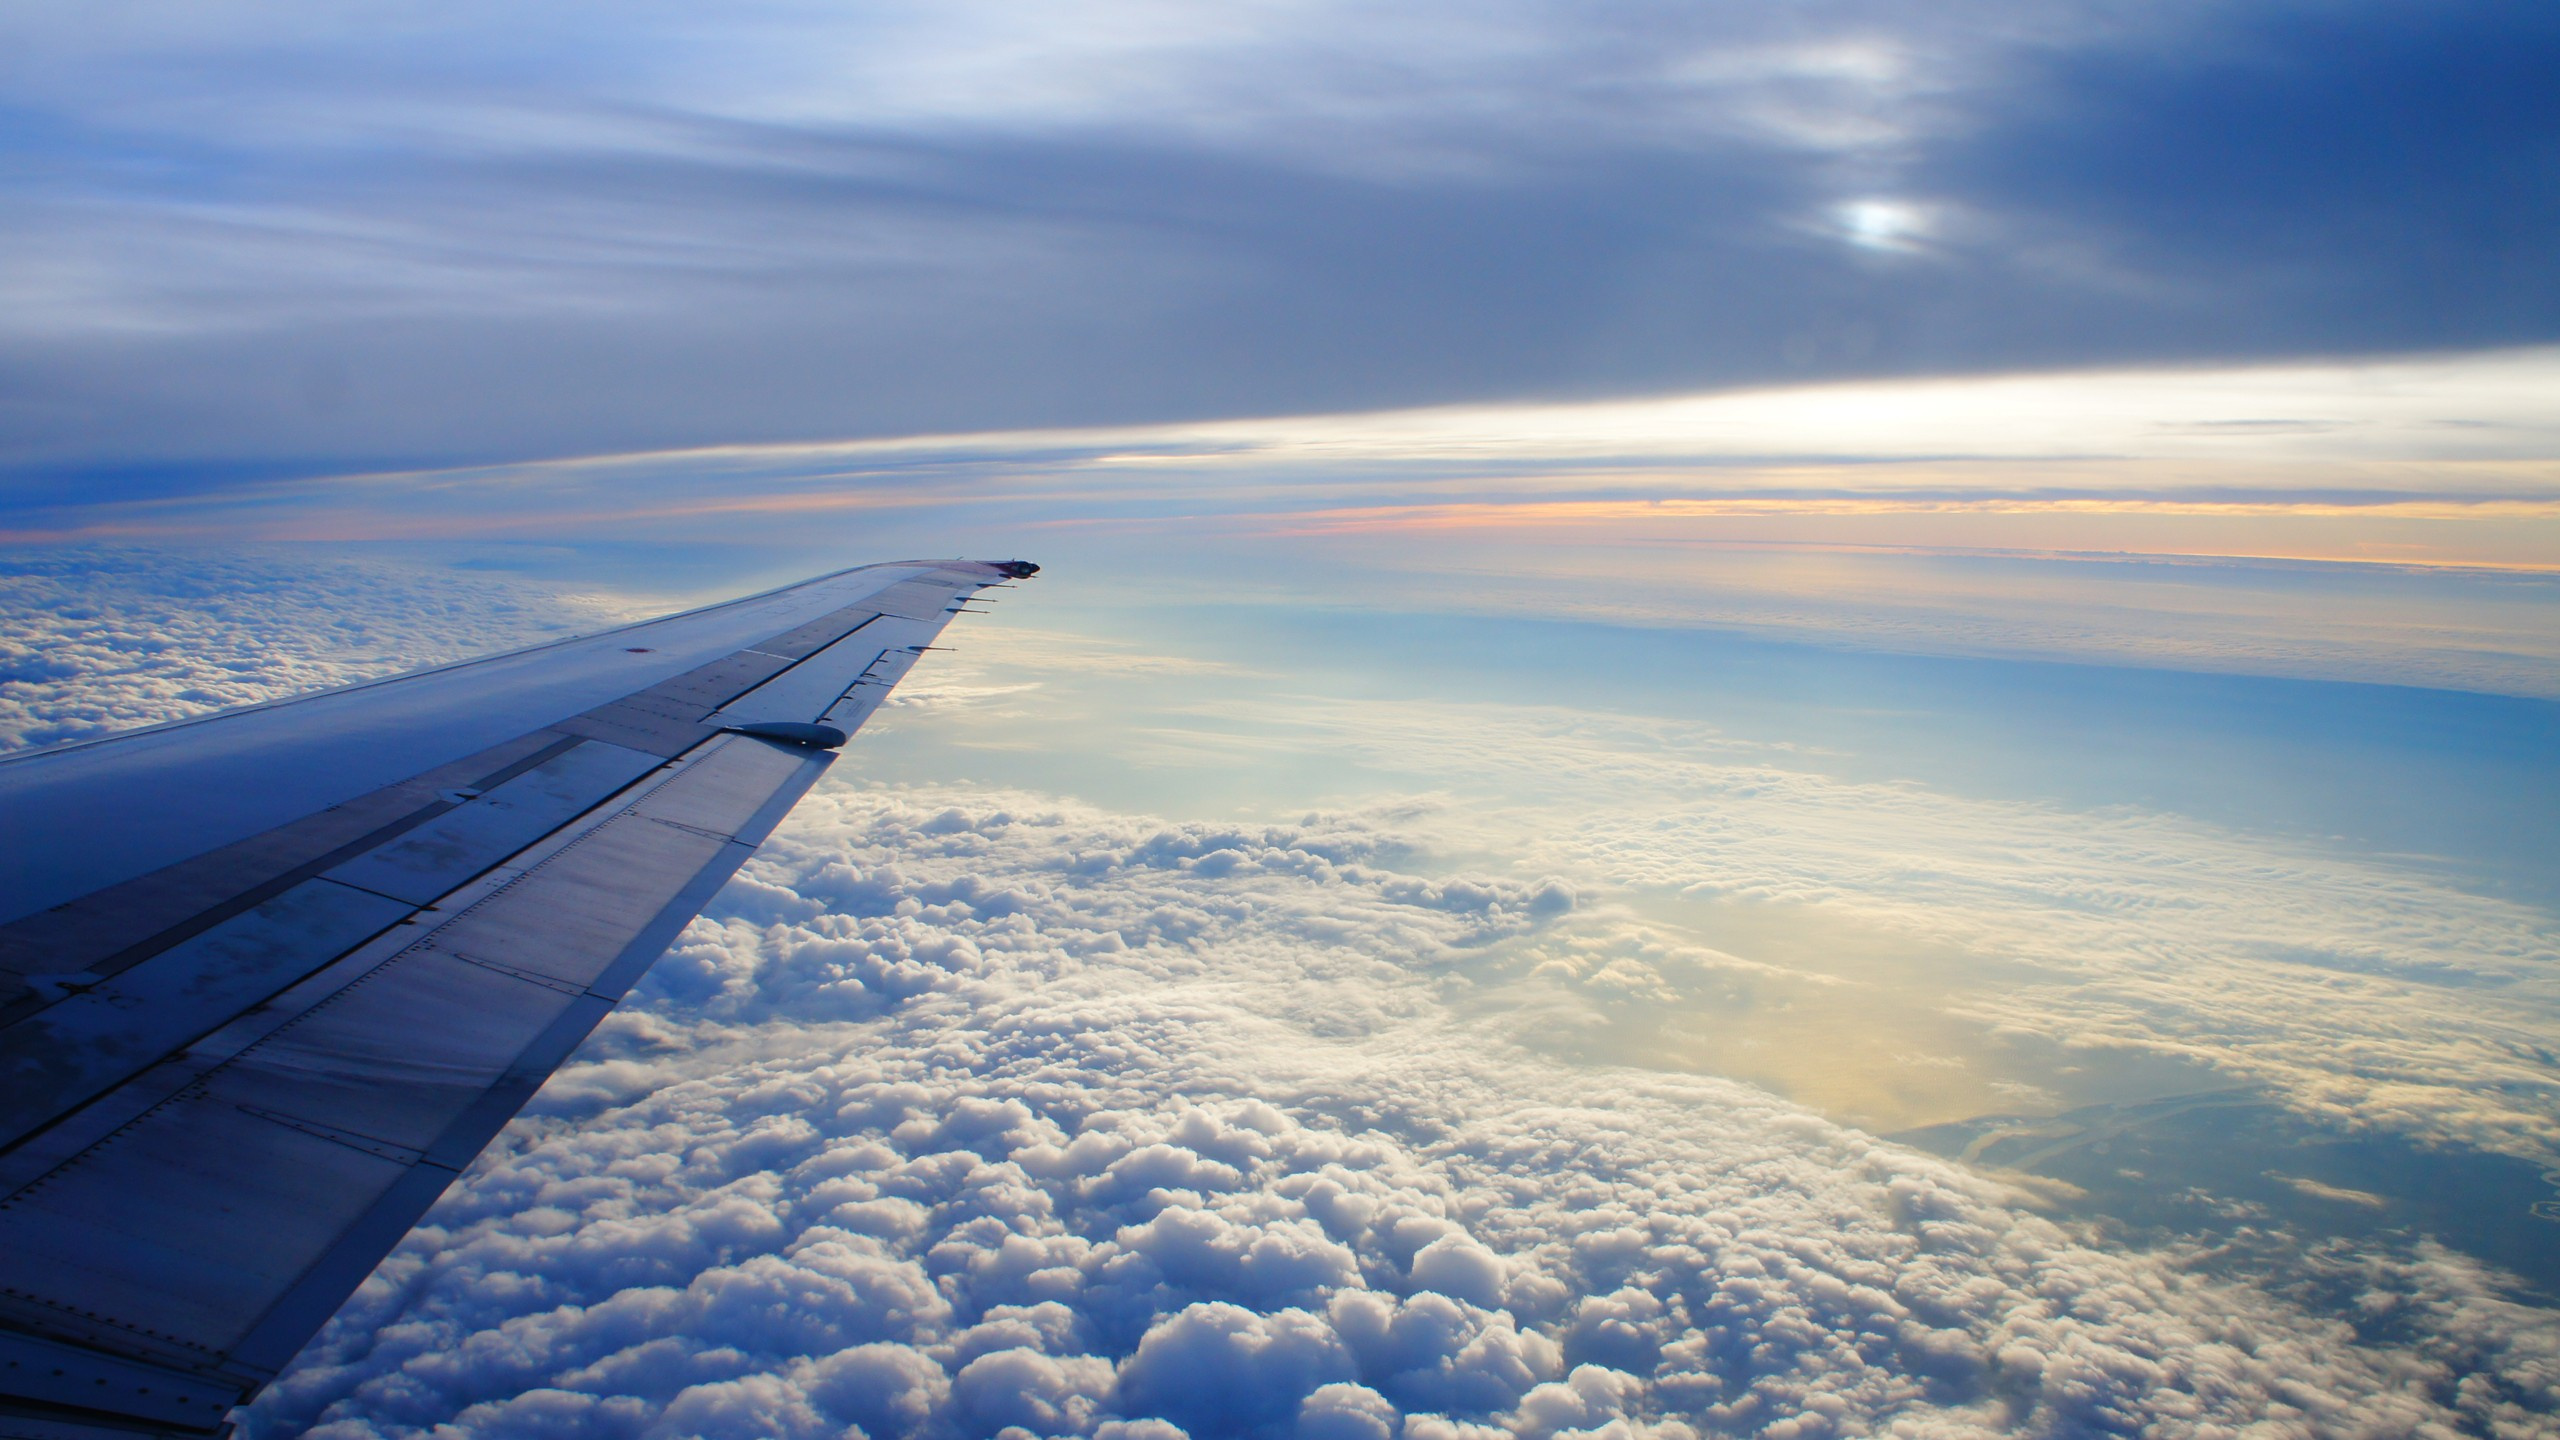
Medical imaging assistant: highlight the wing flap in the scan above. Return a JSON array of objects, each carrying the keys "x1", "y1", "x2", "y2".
[
  {"x1": 0, "y1": 1327, "x2": 243, "y2": 1434},
  {"x1": 0, "y1": 1080, "x2": 416, "y2": 1359},
  {"x1": 0, "y1": 728, "x2": 569, "y2": 1017},
  {"x1": 317, "y1": 740, "x2": 662, "y2": 906},
  {"x1": 0, "y1": 882, "x2": 414, "y2": 1150}
]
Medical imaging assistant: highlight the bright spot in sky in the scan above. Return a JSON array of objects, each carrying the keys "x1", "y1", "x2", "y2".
[{"x1": 1831, "y1": 198, "x2": 1931, "y2": 251}]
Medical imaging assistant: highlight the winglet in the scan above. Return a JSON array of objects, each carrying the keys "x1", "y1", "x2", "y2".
[{"x1": 987, "y1": 559, "x2": 1040, "y2": 578}]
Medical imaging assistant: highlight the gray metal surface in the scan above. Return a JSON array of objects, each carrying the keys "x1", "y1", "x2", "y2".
[
  {"x1": 0, "y1": 558, "x2": 1032, "y2": 1439},
  {"x1": 707, "y1": 612, "x2": 945, "y2": 732},
  {"x1": 0, "y1": 881, "x2": 412, "y2": 1150},
  {"x1": 319, "y1": 741, "x2": 664, "y2": 906}
]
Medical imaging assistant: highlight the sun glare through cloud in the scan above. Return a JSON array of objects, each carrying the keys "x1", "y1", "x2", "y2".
[{"x1": 1829, "y1": 199, "x2": 1933, "y2": 251}]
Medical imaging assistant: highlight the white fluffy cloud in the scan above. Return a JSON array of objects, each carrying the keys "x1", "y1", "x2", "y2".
[
  {"x1": 1389, "y1": 704, "x2": 2560, "y2": 1165},
  {"x1": 244, "y1": 785, "x2": 2557, "y2": 1439},
  {"x1": 904, "y1": 622, "x2": 2560, "y2": 1168}
]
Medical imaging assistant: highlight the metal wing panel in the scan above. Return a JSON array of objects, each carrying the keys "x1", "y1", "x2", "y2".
[
  {"x1": 0, "y1": 727, "x2": 570, "y2": 1016},
  {"x1": 0, "y1": 882, "x2": 414, "y2": 1150},
  {"x1": 316, "y1": 740, "x2": 665, "y2": 906},
  {"x1": 0, "y1": 558, "x2": 1033, "y2": 1438},
  {"x1": 705, "y1": 616, "x2": 889, "y2": 726},
  {"x1": 706, "y1": 613, "x2": 949, "y2": 732}
]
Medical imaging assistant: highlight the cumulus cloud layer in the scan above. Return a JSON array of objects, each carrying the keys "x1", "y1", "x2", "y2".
[
  {"x1": 900, "y1": 621, "x2": 2560, "y2": 1167},
  {"x1": 8, "y1": 549, "x2": 2551, "y2": 1437},
  {"x1": 1347, "y1": 708, "x2": 2560, "y2": 1162},
  {"x1": 246, "y1": 785, "x2": 2557, "y2": 1439}
]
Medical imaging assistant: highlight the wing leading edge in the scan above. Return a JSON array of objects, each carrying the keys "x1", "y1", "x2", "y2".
[{"x1": 0, "y1": 558, "x2": 1036, "y2": 1439}]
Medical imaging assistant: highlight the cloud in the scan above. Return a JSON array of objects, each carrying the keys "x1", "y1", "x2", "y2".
[
  {"x1": 1270, "y1": 702, "x2": 2560, "y2": 1163},
  {"x1": 1120, "y1": 1305, "x2": 1356, "y2": 1435},
  {"x1": 239, "y1": 781, "x2": 2555, "y2": 1438},
  {"x1": 912, "y1": 615, "x2": 2560, "y2": 1165},
  {"x1": 8, "y1": 349, "x2": 2554, "y2": 700},
  {"x1": 1937, "y1": 0, "x2": 2560, "y2": 338}
]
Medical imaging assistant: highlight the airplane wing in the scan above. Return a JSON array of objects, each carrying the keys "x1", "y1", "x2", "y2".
[{"x1": 0, "y1": 557, "x2": 1035, "y2": 1440}]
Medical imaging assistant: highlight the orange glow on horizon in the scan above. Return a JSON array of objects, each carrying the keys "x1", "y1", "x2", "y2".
[{"x1": 1244, "y1": 495, "x2": 2560, "y2": 532}]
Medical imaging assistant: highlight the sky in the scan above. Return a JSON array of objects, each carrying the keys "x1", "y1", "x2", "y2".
[
  {"x1": 3, "y1": 0, "x2": 2558, "y2": 489},
  {"x1": 5, "y1": 1, "x2": 2560, "y2": 1438}
]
